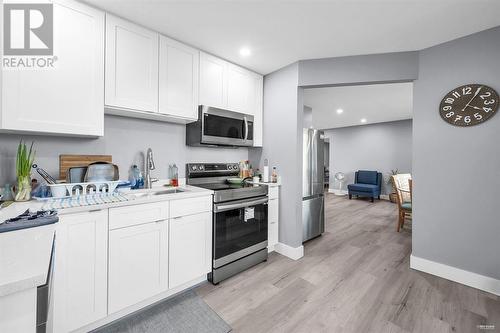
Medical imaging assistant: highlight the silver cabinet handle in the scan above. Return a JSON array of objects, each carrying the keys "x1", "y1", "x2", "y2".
[{"x1": 214, "y1": 197, "x2": 268, "y2": 213}]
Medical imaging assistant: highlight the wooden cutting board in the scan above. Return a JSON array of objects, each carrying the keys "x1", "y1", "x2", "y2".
[{"x1": 59, "y1": 154, "x2": 112, "y2": 180}]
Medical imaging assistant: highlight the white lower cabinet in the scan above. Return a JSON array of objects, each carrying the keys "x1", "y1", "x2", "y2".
[
  {"x1": 108, "y1": 220, "x2": 168, "y2": 314},
  {"x1": 50, "y1": 195, "x2": 213, "y2": 332},
  {"x1": 169, "y1": 212, "x2": 212, "y2": 289},
  {"x1": 50, "y1": 210, "x2": 108, "y2": 333}
]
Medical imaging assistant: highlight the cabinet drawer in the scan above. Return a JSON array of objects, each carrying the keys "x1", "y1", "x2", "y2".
[
  {"x1": 170, "y1": 195, "x2": 212, "y2": 218},
  {"x1": 269, "y1": 198, "x2": 279, "y2": 223},
  {"x1": 268, "y1": 186, "x2": 279, "y2": 200},
  {"x1": 109, "y1": 202, "x2": 168, "y2": 230}
]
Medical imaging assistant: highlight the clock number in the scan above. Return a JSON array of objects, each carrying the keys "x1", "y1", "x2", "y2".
[
  {"x1": 445, "y1": 97, "x2": 454, "y2": 104},
  {"x1": 483, "y1": 107, "x2": 492, "y2": 113},
  {"x1": 464, "y1": 116, "x2": 471, "y2": 124},
  {"x1": 442, "y1": 105, "x2": 452, "y2": 111},
  {"x1": 480, "y1": 92, "x2": 491, "y2": 100},
  {"x1": 484, "y1": 99, "x2": 495, "y2": 105},
  {"x1": 462, "y1": 87, "x2": 472, "y2": 95},
  {"x1": 474, "y1": 113, "x2": 483, "y2": 120},
  {"x1": 454, "y1": 115, "x2": 463, "y2": 122},
  {"x1": 445, "y1": 111, "x2": 454, "y2": 118},
  {"x1": 452, "y1": 91, "x2": 460, "y2": 99}
]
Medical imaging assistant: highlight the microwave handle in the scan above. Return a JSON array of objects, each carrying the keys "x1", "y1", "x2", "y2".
[
  {"x1": 214, "y1": 197, "x2": 268, "y2": 213},
  {"x1": 243, "y1": 116, "x2": 249, "y2": 141}
]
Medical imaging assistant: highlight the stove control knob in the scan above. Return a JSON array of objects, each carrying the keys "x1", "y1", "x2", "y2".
[
  {"x1": 191, "y1": 165, "x2": 197, "y2": 171},
  {"x1": 199, "y1": 165, "x2": 204, "y2": 171},
  {"x1": 227, "y1": 165, "x2": 232, "y2": 170},
  {"x1": 233, "y1": 164, "x2": 239, "y2": 170}
]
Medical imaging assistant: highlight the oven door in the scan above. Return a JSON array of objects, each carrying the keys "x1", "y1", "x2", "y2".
[
  {"x1": 201, "y1": 106, "x2": 254, "y2": 147},
  {"x1": 213, "y1": 196, "x2": 268, "y2": 268}
]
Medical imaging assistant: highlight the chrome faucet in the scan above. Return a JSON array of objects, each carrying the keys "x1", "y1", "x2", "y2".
[{"x1": 145, "y1": 148, "x2": 158, "y2": 189}]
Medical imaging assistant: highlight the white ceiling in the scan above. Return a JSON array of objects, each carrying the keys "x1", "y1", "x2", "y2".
[
  {"x1": 303, "y1": 83, "x2": 413, "y2": 129},
  {"x1": 84, "y1": 0, "x2": 500, "y2": 74}
]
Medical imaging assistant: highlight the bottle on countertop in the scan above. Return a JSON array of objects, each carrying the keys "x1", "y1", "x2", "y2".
[
  {"x1": 263, "y1": 159, "x2": 269, "y2": 183},
  {"x1": 170, "y1": 164, "x2": 179, "y2": 187},
  {"x1": 272, "y1": 167, "x2": 278, "y2": 183},
  {"x1": 130, "y1": 165, "x2": 144, "y2": 189}
]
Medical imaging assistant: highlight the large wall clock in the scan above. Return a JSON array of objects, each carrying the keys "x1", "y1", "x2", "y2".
[{"x1": 439, "y1": 84, "x2": 499, "y2": 127}]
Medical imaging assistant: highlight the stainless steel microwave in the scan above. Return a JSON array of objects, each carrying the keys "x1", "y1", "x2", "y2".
[{"x1": 186, "y1": 105, "x2": 254, "y2": 147}]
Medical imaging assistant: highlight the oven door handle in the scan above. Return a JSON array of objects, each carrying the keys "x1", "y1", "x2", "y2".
[{"x1": 214, "y1": 197, "x2": 268, "y2": 213}]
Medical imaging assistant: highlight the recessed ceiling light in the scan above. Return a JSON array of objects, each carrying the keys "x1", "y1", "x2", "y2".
[
  {"x1": 360, "y1": 118, "x2": 367, "y2": 123},
  {"x1": 336, "y1": 109, "x2": 343, "y2": 114},
  {"x1": 239, "y1": 47, "x2": 251, "y2": 57}
]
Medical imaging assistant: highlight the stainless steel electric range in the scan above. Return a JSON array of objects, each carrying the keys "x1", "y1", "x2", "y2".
[{"x1": 187, "y1": 163, "x2": 268, "y2": 284}]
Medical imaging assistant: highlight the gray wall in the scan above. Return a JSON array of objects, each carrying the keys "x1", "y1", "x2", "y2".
[
  {"x1": 298, "y1": 51, "x2": 419, "y2": 87},
  {"x1": 0, "y1": 115, "x2": 248, "y2": 185},
  {"x1": 325, "y1": 120, "x2": 412, "y2": 194},
  {"x1": 303, "y1": 106, "x2": 313, "y2": 128},
  {"x1": 413, "y1": 26, "x2": 500, "y2": 280},
  {"x1": 249, "y1": 62, "x2": 304, "y2": 248}
]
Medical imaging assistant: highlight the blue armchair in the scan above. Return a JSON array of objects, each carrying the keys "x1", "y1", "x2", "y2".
[{"x1": 347, "y1": 170, "x2": 382, "y2": 202}]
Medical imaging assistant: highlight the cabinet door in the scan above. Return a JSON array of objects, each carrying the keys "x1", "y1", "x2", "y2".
[
  {"x1": 268, "y1": 198, "x2": 279, "y2": 250},
  {"x1": 227, "y1": 64, "x2": 254, "y2": 114},
  {"x1": 159, "y1": 36, "x2": 199, "y2": 120},
  {"x1": 105, "y1": 15, "x2": 159, "y2": 112},
  {"x1": 253, "y1": 75, "x2": 264, "y2": 147},
  {"x1": 51, "y1": 210, "x2": 108, "y2": 333},
  {"x1": 169, "y1": 212, "x2": 212, "y2": 289},
  {"x1": 199, "y1": 52, "x2": 227, "y2": 109},
  {"x1": 108, "y1": 220, "x2": 168, "y2": 314},
  {"x1": 1, "y1": 0, "x2": 104, "y2": 136}
]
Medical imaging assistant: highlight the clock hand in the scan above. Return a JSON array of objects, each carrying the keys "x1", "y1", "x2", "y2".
[
  {"x1": 462, "y1": 86, "x2": 483, "y2": 111},
  {"x1": 466, "y1": 105, "x2": 483, "y2": 111}
]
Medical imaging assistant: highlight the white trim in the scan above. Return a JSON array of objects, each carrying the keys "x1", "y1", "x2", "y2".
[
  {"x1": 274, "y1": 243, "x2": 304, "y2": 260},
  {"x1": 410, "y1": 255, "x2": 500, "y2": 296}
]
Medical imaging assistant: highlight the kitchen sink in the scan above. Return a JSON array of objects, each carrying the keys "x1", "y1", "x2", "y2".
[{"x1": 129, "y1": 188, "x2": 185, "y2": 198}]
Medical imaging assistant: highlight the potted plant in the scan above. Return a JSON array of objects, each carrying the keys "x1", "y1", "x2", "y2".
[
  {"x1": 386, "y1": 169, "x2": 398, "y2": 203},
  {"x1": 15, "y1": 141, "x2": 35, "y2": 202}
]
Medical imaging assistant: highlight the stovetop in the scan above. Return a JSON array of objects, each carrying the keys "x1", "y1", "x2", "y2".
[
  {"x1": 186, "y1": 163, "x2": 268, "y2": 203},
  {"x1": 195, "y1": 182, "x2": 258, "y2": 191}
]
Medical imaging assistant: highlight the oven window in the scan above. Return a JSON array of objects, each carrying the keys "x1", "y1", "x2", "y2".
[
  {"x1": 214, "y1": 202, "x2": 267, "y2": 260},
  {"x1": 204, "y1": 114, "x2": 244, "y2": 139}
]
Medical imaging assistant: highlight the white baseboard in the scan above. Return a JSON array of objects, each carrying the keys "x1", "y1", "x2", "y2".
[
  {"x1": 410, "y1": 255, "x2": 500, "y2": 296},
  {"x1": 274, "y1": 242, "x2": 304, "y2": 260}
]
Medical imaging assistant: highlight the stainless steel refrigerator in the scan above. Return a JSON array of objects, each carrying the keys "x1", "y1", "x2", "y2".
[{"x1": 302, "y1": 128, "x2": 325, "y2": 242}]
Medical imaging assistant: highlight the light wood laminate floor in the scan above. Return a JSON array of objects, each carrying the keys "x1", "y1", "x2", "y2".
[{"x1": 196, "y1": 193, "x2": 500, "y2": 333}]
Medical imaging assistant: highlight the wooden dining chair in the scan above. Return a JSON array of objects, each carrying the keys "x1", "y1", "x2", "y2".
[{"x1": 391, "y1": 174, "x2": 412, "y2": 232}]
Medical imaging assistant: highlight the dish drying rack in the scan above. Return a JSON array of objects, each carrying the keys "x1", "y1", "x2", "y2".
[
  {"x1": 40, "y1": 181, "x2": 132, "y2": 210},
  {"x1": 48, "y1": 180, "x2": 121, "y2": 197}
]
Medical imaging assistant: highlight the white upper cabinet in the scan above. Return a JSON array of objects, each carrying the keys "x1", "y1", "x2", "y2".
[
  {"x1": 159, "y1": 36, "x2": 199, "y2": 120},
  {"x1": 105, "y1": 15, "x2": 159, "y2": 113},
  {"x1": 199, "y1": 51, "x2": 263, "y2": 145},
  {"x1": 227, "y1": 63, "x2": 256, "y2": 115},
  {"x1": 1, "y1": 0, "x2": 104, "y2": 136},
  {"x1": 199, "y1": 52, "x2": 228, "y2": 109}
]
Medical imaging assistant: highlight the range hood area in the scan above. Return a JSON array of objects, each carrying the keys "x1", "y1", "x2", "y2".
[{"x1": 186, "y1": 106, "x2": 255, "y2": 148}]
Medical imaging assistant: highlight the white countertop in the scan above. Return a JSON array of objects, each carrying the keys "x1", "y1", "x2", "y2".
[
  {"x1": 0, "y1": 183, "x2": 213, "y2": 220},
  {"x1": 0, "y1": 183, "x2": 212, "y2": 296}
]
